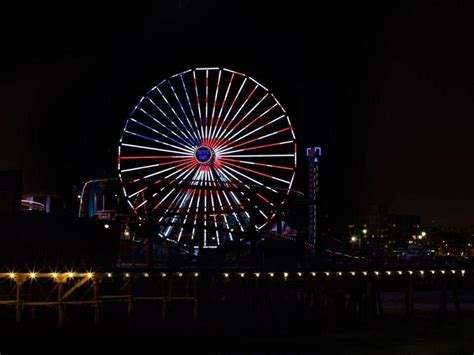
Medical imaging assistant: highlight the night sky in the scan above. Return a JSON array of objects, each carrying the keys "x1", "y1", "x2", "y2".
[{"x1": 1, "y1": 2, "x2": 474, "y2": 228}]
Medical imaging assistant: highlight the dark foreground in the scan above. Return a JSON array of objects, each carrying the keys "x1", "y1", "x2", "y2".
[
  {"x1": 0, "y1": 271, "x2": 473, "y2": 354},
  {"x1": 1, "y1": 313, "x2": 473, "y2": 354}
]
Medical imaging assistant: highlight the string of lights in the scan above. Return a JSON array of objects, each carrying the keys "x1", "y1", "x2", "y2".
[{"x1": 0, "y1": 269, "x2": 468, "y2": 281}]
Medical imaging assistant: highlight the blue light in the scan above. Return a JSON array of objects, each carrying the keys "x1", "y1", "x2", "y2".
[{"x1": 195, "y1": 146, "x2": 213, "y2": 163}]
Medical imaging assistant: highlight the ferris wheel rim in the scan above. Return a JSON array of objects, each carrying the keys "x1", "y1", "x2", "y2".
[{"x1": 118, "y1": 67, "x2": 297, "y2": 248}]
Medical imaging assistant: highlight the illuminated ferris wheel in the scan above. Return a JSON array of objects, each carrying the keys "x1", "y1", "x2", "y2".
[{"x1": 118, "y1": 67, "x2": 296, "y2": 248}]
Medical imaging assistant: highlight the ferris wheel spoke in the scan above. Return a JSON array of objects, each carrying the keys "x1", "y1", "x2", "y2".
[
  {"x1": 220, "y1": 165, "x2": 279, "y2": 196},
  {"x1": 129, "y1": 116, "x2": 191, "y2": 150},
  {"x1": 153, "y1": 187, "x2": 177, "y2": 212},
  {"x1": 211, "y1": 77, "x2": 247, "y2": 146},
  {"x1": 140, "y1": 105, "x2": 195, "y2": 148},
  {"x1": 167, "y1": 80, "x2": 201, "y2": 144},
  {"x1": 215, "y1": 93, "x2": 270, "y2": 147},
  {"x1": 219, "y1": 140, "x2": 293, "y2": 156},
  {"x1": 215, "y1": 194, "x2": 233, "y2": 240},
  {"x1": 162, "y1": 161, "x2": 198, "y2": 182},
  {"x1": 143, "y1": 159, "x2": 195, "y2": 179},
  {"x1": 145, "y1": 97, "x2": 196, "y2": 147},
  {"x1": 220, "y1": 159, "x2": 291, "y2": 185},
  {"x1": 212, "y1": 168, "x2": 247, "y2": 231},
  {"x1": 155, "y1": 86, "x2": 200, "y2": 146},
  {"x1": 179, "y1": 75, "x2": 202, "y2": 141},
  {"x1": 217, "y1": 127, "x2": 291, "y2": 154},
  {"x1": 210, "y1": 72, "x2": 234, "y2": 142},
  {"x1": 226, "y1": 114, "x2": 286, "y2": 147},
  {"x1": 220, "y1": 157, "x2": 294, "y2": 171},
  {"x1": 221, "y1": 153, "x2": 295, "y2": 158},
  {"x1": 119, "y1": 155, "x2": 192, "y2": 160},
  {"x1": 204, "y1": 70, "x2": 209, "y2": 140},
  {"x1": 208, "y1": 189, "x2": 220, "y2": 245},
  {"x1": 224, "y1": 103, "x2": 278, "y2": 146},
  {"x1": 192, "y1": 71, "x2": 204, "y2": 140},
  {"x1": 122, "y1": 143, "x2": 193, "y2": 156},
  {"x1": 211, "y1": 84, "x2": 258, "y2": 147},
  {"x1": 153, "y1": 165, "x2": 201, "y2": 210},
  {"x1": 124, "y1": 128, "x2": 194, "y2": 154},
  {"x1": 177, "y1": 189, "x2": 197, "y2": 242},
  {"x1": 219, "y1": 189, "x2": 245, "y2": 232},
  {"x1": 208, "y1": 69, "x2": 222, "y2": 142},
  {"x1": 121, "y1": 159, "x2": 187, "y2": 173}
]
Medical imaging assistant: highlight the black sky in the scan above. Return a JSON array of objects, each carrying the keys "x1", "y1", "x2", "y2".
[{"x1": 1, "y1": 2, "x2": 474, "y2": 228}]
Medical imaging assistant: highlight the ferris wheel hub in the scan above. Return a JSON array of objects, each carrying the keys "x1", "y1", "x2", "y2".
[{"x1": 195, "y1": 145, "x2": 215, "y2": 165}]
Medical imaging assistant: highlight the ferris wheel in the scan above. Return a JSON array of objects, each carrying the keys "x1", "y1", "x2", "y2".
[{"x1": 118, "y1": 67, "x2": 296, "y2": 248}]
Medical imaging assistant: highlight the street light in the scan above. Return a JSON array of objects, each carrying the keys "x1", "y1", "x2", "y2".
[{"x1": 350, "y1": 235, "x2": 361, "y2": 248}]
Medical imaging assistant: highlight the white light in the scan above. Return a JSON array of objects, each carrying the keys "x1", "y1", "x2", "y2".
[
  {"x1": 29, "y1": 272, "x2": 37, "y2": 279},
  {"x1": 161, "y1": 273, "x2": 167, "y2": 278},
  {"x1": 441, "y1": 270, "x2": 445, "y2": 274},
  {"x1": 297, "y1": 272, "x2": 302, "y2": 277},
  {"x1": 239, "y1": 273, "x2": 245, "y2": 278},
  {"x1": 397, "y1": 271, "x2": 403, "y2": 275},
  {"x1": 451, "y1": 270, "x2": 456, "y2": 274},
  {"x1": 337, "y1": 272, "x2": 342, "y2": 276},
  {"x1": 421, "y1": 231, "x2": 426, "y2": 237},
  {"x1": 125, "y1": 273, "x2": 130, "y2": 278},
  {"x1": 51, "y1": 272, "x2": 58, "y2": 279},
  {"x1": 461, "y1": 270, "x2": 466, "y2": 276},
  {"x1": 9, "y1": 273, "x2": 16, "y2": 279},
  {"x1": 362, "y1": 271, "x2": 367, "y2": 276},
  {"x1": 144, "y1": 273, "x2": 149, "y2": 277},
  {"x1": 431, "y1": 270, "x2": 435, "y2": 274},
  {"x1": 419, "y1": 270, "x2": 424, "y2": 275},
  {"x1": 350, "y1": 271, "x2": 356, "y2": 276},
  {"x1": 255, "y1": 273, "x2": 260, "y2": 278},
  {"x1": 224, "y1": 273, "x2": 229, "y2": 278},
  {"x1": 104, "y1": 224, "x2": 110, "y2": 229},
  {"x1": 311, "y1": 272, "x2": 316, "y2": 277},
  {"x1": 68, "y1": 272, "x2": 75, "y2": 278},
  {"x1": 351, "y1": 236, "x2": 357, "y2": 242},
  {"x1": 194, "y1": 273, "x2": 199, "y2": 277},
  {"x1": 77, "y1": 194, "x2": 81, "y2": 199},
  {"x1": 87, "y1": 272, "x2": 93, "y2": 279},
  {"x1": 325, "y1": 272, "x2": 330, "y2": 276},
  {"x1": 386, "y1": 271, "x2": 391, "y2": 275},
  {"x1": 107, "y1": 273, "x2": 112, "y2": 278},
  {"x1": 269, "y1": 273, "x2": 274, "y2": 278},
  {"x1": 362, "y1": 229, "x2": 367, "y2": 234},
  {"x1": 284, "y1": 272, "x2": 289, "y2": 278},
  {"x1": 374, "y1": 271, "x2": 379, "y2": 276},
  {"x1": 408, "y1": 271, "x2": 413, "y2": 275}
]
